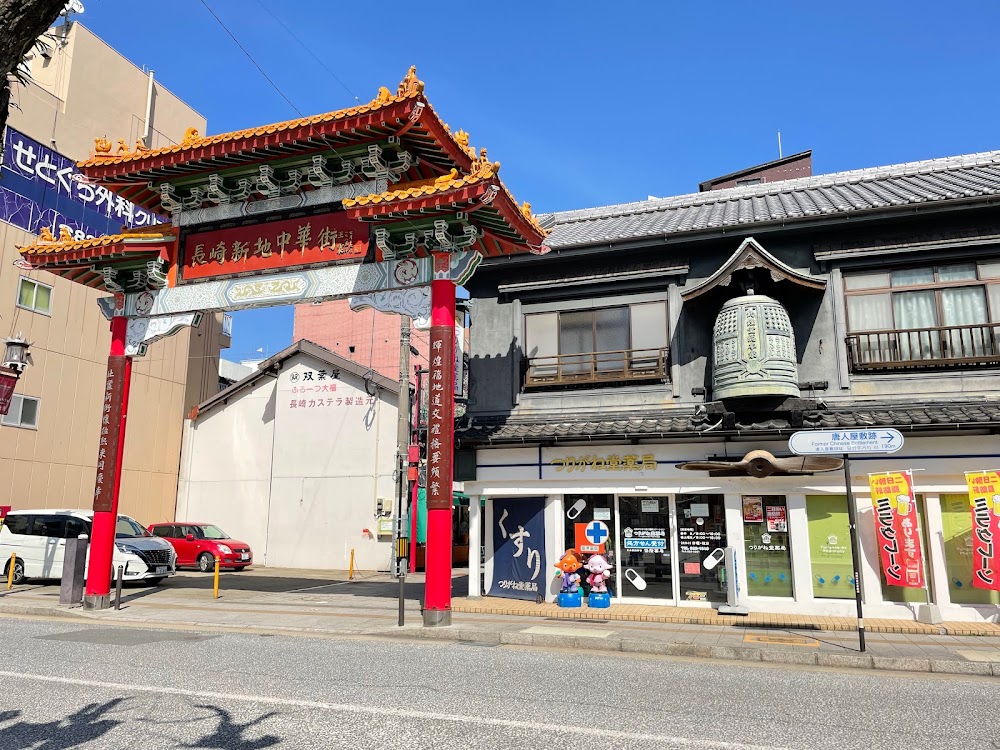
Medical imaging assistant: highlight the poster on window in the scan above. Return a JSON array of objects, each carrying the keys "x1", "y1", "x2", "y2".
[
  {"x1": 869, "y1": 471, "x2": 924, "y2": 588},
  {"x1": 964, "y1": 471, "x2": 1000, "y2": 592},
  {"x1": 489, "y1": 498, "x2": 546, "y2": 600},
  {"x1": 743, "y1": 496, "x2": 764, "y2": 523},
  {"x1": 765, "y1": 505, "x2": 787, "y2": 533}
]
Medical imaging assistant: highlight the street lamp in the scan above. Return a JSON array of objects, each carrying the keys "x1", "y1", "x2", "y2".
[{"x1": 2, "y1": 333, "x2": 32, "y2": 374}]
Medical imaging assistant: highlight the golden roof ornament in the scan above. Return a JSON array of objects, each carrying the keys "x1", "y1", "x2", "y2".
[
  {"x1": 520, "y1": 201, "x2": 532, "y2": 219},
  {"x1": 454, "y1": 129, "x2": 475, "y2": 158},
  {"x1": 434, "y1": 168, "x2": 459, "y2": 185},
  {"x1": 133, "y1": 139, "x2": 150, "y2": 154},
  {"x1": 374, "y1": 86, "x2": 393, "y2": 105},
  {"x1": 58, "y1": 226, "x2": 73, "y2": 241},
  {"x1": 116, "y1": 139, "x2": 130, "y2": 155},
  {"x1": 94, "y1": 136, "x2": 111, "y2": 154},
  {"x1": 181, "y1": 127, "x2": 200, "y2": 146},
  {"x1": 397, "y1": 66, "x2": 424, "y2": 97},
  {"x1": 38, "y1": 227, "x2": 55, "y2": 243},
  {"x1": 471, "y1": 147, "x2": 500, "y2": 178}
]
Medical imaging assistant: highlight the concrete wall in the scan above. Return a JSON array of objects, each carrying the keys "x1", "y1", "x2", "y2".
[
  {"x1": 178, "y1": 351, "x2": 399, "y2": 571},
  {"x1": 0, "y1": 22, "x2": 219, "y2": 526}
]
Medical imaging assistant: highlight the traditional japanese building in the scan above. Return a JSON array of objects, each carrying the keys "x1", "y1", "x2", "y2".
[{"x1": 460, "y1": 150, "x2": 1000, "y2": 623}]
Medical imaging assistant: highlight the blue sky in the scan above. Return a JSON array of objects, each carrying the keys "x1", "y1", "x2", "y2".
[{"x1": 78, "y1": 0, "x2": 1000, "y2": 360}]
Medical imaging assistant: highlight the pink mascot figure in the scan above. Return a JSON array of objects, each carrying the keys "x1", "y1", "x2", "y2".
[{"x1": 584, "y1": 554, "x2": 612, "y2": 593}]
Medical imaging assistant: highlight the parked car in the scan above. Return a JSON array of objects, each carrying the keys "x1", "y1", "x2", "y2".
[
  {"x1": 0, "y1": 510, "x2": 176, "y2": 585},
  {"x1": 148, "y1": 523, "x2": 253, "y2": 572}
]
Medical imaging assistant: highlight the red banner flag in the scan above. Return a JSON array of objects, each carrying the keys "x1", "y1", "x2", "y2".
[
  {"x1": 868, "y1": 470, "x2": 924, "y2": 588},
  {"x1": 965, "y1": 471, "x2": 1000, "y2": 591}
]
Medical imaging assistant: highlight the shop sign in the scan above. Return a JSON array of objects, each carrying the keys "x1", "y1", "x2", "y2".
[
  {"x1": 689, "y1": 503, "x2": 710, "y2": 518},
  {"x1": 575, "y1": 521, "x2": 608, "y2": 554},
  {"x1": 742, "y1": 496, "x2": 764, "y2": 523},
  {"x1": 789, "y1": 428, "x2": 903, "y2": 455},
  {"x1": 640, "y1": 497, "x2": 659, "y2": 513},
  {"x1": 623, "y1": 527, "x2": 665, "y2": 550},
  {"x1": 868, "y1": 471, "x2": 924, "y2": 588},
  {"x1": 593, "y1": 507, "x2": 611, "y2": 521},
  {"x1": 551, "y1": 453, "x2": 656, "y2": 473},
  {"x1": 766, "y1": 506, "x2": 787, "y2": 533},
  {"x1": 181, "y1": 210, "x2": 369, "y2": 282},
  {"x1": 964, "y1": 471, "x2": 1000, "y2": 591},
  {"x1": 489, "y1": 498, "x2": 545, "y2": 600}
]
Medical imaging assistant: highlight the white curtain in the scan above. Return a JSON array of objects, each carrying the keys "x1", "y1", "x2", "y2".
[
  {"x1": 847, "y1": 294, "x2": 893, "y2": 363},
  {"x1": 942, "y1": 287, "x2": 988, "y2": 356},
  {"x1": 893, "y1": 291, "x2": 938, "y2": 360}
]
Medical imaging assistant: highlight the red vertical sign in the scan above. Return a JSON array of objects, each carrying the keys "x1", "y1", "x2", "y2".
[
  {"x1": 868, "y1": 470, "x2": 924, "y2": 588},
  {"x1": 965, "y1": 471, "x2": 1000, "y2": 591},
  {"x1": 426, "y1": 278, "x2": 455, "y2": 510},
  {"x1": 94, "y1": 355, "x2": 127, "y2": 512},
  {"x1": 0, "y1": 371, "x2": 17, "y2": 416}
]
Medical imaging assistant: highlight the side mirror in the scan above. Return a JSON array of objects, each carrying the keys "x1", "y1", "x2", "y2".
[{"x1": 185, "y1": 534, "x2": 195, "y2": 541}]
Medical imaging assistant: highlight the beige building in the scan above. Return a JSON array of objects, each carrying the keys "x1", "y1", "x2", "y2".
[{"x1": 0, "y1": 21, "x2": 226, "y2": 524}]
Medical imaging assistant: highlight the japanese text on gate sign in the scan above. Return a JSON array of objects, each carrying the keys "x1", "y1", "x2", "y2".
[
  {"x1": 425, "y1": 326, "x2": 455, "y2": 510},
  {"x1": 181, "y1": 210, "x2": 369, "y2": 281},
  {"x1": 868, "y1": 470, "x2": 924, "y2": 588},
  {"x1": 965, "y1": 471, "x2": 1000, "y2": 592},
  {"x1": 93, "y1": 357, "x2": 126, "y2": 513}
]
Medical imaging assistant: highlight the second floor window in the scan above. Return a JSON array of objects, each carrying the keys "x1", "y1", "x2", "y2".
[
  {"x1": 844, "y1": 262, "x2": 1000, "y2": 368},
  {"x1": 17, "y1": 277, "x2": 52, "y2": 315},
  {"x1": 524, "y1": 302, "x2": 669, "y2": 387},
  {"x1": 1, "y1": 395, "x2": 39, "y2": 429}
]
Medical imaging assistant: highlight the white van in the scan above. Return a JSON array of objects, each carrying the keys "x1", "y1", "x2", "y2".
[{"x1": 0, "y1": 510, "x2": 177, "y2": 585}]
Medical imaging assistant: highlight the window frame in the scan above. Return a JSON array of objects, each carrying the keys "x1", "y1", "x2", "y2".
[
  {"x1": 524, "y1": 302, "x2": 668, "y2": 360},
  {"x1": 16, "y1": 276, "x2": 52, "y2": 316},
  {"x1": 843, "y1": 261, "x2": 999, "y2": 333},
  {"x1": 1, "y1": 394, "x2": 40, "y2": 430}
]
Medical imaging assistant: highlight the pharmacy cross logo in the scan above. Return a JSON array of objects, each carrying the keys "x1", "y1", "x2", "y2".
[{"x1": 586, "y1": 522, "x2": 609, "y2": 545}]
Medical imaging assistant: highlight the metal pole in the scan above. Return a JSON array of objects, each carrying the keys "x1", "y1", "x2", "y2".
[
  {"x1": 844, "y1": 453, "x2": 866, "y2": 652},
  {"x1": 114, "y1": 565, "x2": 123, "y2": 610},
  {"x1": 395, "y1": 315, "x2": 412, "y2": 625}
]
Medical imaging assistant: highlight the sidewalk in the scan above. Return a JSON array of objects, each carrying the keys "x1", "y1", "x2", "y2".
[{"x1": 2, "y1": 569, "x2": 998, "y2": 677}]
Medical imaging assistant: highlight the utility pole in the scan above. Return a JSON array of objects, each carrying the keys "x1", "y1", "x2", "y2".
[{"x1": 395, "y1": 315, "x2": 411, "y2": 626}]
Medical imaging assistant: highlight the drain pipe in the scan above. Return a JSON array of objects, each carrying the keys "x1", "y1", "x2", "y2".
[{"x1": 142, "y1": 69, "x2": 155, "y2": 146}]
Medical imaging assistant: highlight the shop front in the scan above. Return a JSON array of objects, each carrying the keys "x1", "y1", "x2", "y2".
[{"x1": 466, "y1": 435, "x2": 1000, "y2": 622}]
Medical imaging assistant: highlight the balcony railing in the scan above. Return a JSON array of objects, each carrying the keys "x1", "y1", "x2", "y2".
[
  {"x1": 524, "y1": 347, "x2": 669, "y2": 388},
  {"x1": 846, "y1": 323, "x2": 1000, "y2": 371}
]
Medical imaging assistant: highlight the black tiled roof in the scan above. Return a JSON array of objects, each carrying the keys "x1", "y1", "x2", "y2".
[{"x1": 456, "y1": 402, "x2": 1000, "y2": 445}]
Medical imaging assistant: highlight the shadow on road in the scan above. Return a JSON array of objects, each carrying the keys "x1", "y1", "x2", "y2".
[
  {"x1": 156, "y1": 572, "x2": 470, "y2": 601},
  {"x1": 181, "y1": 704, "x2": 280, "y2": 749},
  {"x1": 0, "y1": 698, "x2": 127, "y2": 749}
]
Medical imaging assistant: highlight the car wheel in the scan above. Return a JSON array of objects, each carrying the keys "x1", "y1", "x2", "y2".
[
  {"x1": 197, "y1": 552, "x2": 215, "y2": 573},
  {"x1": 145, "y1": 577, "x2": 164, "y2": 586},
  {"x1": 4, "y1": 558, "x2": 25, "y2": 585}
]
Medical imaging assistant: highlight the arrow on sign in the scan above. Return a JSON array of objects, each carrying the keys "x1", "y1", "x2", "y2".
[{"x1": 881, "y1": 431, "x2": 898, "y2": 448}]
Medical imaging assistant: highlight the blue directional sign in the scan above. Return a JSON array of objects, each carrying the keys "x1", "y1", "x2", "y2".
[{"x1": 789, "y1": 429, "x2": 903, "y2": 455}]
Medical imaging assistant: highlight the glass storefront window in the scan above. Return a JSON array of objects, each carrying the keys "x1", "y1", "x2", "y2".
[
  {"x1": 806, "y1": 495, "x2": 855, "y2": 600},
  {"x1": 618, "y1": 496, "x2": 672, "y2": 600},
  {"x1": 676, "y1": 494, "x2": 727, "y2": 602},
  {"x1": 879, "y1": 495, "x2": 929, "y2": 604},
  {"x1": 742, "y1": 496, "x2": 793, "y2": 598},
  {"x1": 941, "y1": 493, "x2": 1000, "y2": 606},
  {"x1": 563, "y1": 494, "x2": 616, "y2": 595}
]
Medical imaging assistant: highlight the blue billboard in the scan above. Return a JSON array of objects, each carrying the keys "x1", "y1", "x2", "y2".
[{"x1": 0, "y1": 127, "x2": 160, "y2": 241}]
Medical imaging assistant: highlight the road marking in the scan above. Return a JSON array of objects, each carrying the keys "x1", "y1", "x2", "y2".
[{"x1": 0, "y1": 669, "x2": 790, "y2": 750}]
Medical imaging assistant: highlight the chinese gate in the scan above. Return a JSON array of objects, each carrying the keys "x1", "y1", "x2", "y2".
[{"x1": 17, "y1": 67, "x2": 549, "y2": 625}]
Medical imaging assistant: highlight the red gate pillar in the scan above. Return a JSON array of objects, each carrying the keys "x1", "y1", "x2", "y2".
[
  {"x1": 83, "y1": 313, "x2": 133, "y2": 610},
  {"x1": 423, "y1": 253, "x2": 456, "y2": 627}
]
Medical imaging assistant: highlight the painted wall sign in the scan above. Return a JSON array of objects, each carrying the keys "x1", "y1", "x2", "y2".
[
  {"x1": 868, "y1": 471, "x2": 924, "y2": 588},
  {"x1": 742, "y1": 496, "x2": 764, "y2": 523},
  {"x1": 0, "y1": 127, "x2": 158, "y2": 239},
  {"x1": 964, "y1": 471, "x2": 1000, "y2": 591},
  {"x1": 489, "y1": 498, "x2": 545, "y2": 600},
  {"x1": 551, "y1": 453, "x2": 657, "y2": 473},
  {"x1": 181, "y1": 210, "x2": 369, "y2": 282},
  {"x1": 789, "y1": 429, "x2": 903, "y2": 455}
]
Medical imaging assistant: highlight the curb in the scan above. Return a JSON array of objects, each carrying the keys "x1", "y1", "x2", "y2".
[{"x1": 2, "y1": 604, "x2": 997, "y2": 677}]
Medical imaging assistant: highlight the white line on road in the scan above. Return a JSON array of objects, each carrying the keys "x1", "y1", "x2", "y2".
[{"x1": 0, "y1": 669, "x2": 790, "y2": 750}]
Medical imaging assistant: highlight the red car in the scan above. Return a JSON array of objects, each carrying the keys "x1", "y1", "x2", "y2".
[{"x1": 148, "y1": 523, "x2": 253, "y2": 572}]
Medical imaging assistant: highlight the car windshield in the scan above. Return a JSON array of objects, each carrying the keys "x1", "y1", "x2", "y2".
[
  {"x1": 196, "y1": 525, "x2": 229, "y2": 540},
  {"x1": 115, "y1": 516, "x2": 150, "y2": 539}
]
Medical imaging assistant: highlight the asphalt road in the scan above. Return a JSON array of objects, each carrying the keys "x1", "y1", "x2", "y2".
[{"x1": 0, "y1": 616, "x2": 994, "y2": 750}]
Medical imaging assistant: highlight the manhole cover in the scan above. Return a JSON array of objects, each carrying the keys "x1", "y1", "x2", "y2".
[
  {"x1": 37, "y1": 628, "x2": 217, "y2": 646},
  {"x1": 744, "y1": 634, "x2": 818, "y2": 647}
]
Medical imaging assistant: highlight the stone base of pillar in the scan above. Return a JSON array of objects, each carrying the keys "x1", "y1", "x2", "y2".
[
  {"x1": 422, "y1": 609, "x2": 452, "y2": 627},
  {"x1": 82, "y1": 594, "x2": 111, "y2": 611}
]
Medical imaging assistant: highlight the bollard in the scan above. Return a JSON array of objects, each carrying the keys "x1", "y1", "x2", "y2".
[
  {"x1": 349, "y1": 548, "x2": 356, "y2": 580},
  {"x1": 6, "y1": 553, "x2": 15, "y2": 590},
  {"x1": 213, "y1": 555, "x2": 220, "y2": 599},
  {"x1": 114, "y1": 565, "x2": 124, "y2": 610}
]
